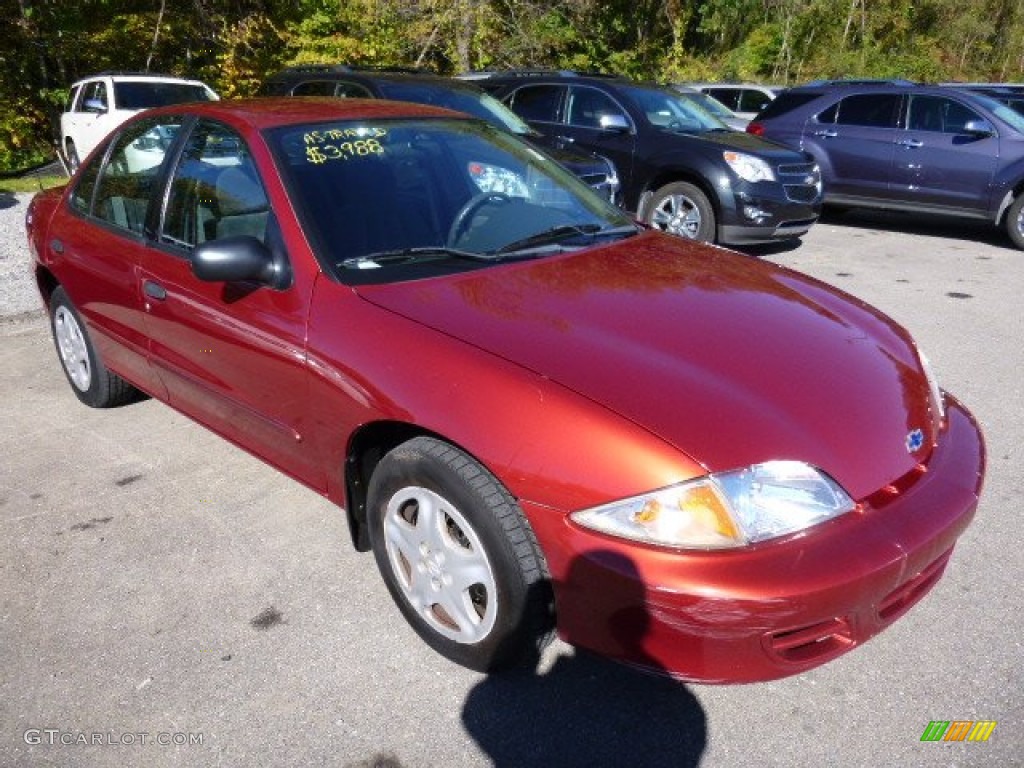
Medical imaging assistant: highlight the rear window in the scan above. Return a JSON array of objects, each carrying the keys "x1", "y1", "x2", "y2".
[
  {"x1": 114, "y1": 81, "x2": 214, "y2": 110},
  {"x1": 755, "y1": 92, "x2": 821, "y2": 121},
  {"x1": 822, "y1": 93, "x2": 901, "y2": 128}
]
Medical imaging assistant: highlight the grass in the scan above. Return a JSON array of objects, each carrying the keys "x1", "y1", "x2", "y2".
[{"x1": 0, "y1": 175, "x2": 67, "y2": 194}]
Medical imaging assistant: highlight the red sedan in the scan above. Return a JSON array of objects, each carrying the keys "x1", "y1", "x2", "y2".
[{"x1": 25, "y1": 98, "x2": 984, "y2": 682}]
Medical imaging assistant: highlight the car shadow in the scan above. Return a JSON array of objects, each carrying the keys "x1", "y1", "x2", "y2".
[
  {"x1": 0, "y1": 190, "x2": 18, "y2": 210},
  {"x1": 816, "y1": 207, "x2": 1010, "y2": 248},
  {"x1": 461, "y1": 551, "x2": 707, "y2": 767}
]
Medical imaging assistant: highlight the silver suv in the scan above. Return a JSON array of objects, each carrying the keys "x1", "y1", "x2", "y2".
[{"x1": 60, "y1": 72, "x2": 217, "y2": 172}]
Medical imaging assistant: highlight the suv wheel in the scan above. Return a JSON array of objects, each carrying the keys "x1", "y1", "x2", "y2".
[
  {"x1": 1006, "y1": 194, "x2": 1024, "y2": 250},
  {"x1": 645, "y1": 182, "x2": 715, "y2": 242}
]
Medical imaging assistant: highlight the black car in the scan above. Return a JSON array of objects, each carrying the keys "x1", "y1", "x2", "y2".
[
  {"x1": 260, "y1": 66, "x2": 619, "y2": 202},
  {"x1": 748, "y1": 82, "x2": 1024, "y2": 249},
  {"x1": 462, "y1": 70, "x2": 822, "y2": 245}
]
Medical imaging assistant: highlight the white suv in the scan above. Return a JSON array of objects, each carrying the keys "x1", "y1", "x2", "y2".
[
  {"x1": 685, "y1": 83, "x2": 780, "y2": 120},
  {"x1": 60, "y1": 72, "x2": 218, "y2": 171}
]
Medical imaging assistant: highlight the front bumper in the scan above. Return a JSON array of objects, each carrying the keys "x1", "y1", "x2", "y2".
[
  {"x1": 717, "y1": 170, "x2": 822, "y2": 245},
  {"x1": 523, "y1": 397, "x2": 984, "y2": 683}
]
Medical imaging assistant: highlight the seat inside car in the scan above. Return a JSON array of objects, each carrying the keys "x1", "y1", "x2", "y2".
[{"x1": 214, "y1": 165, "x2": 270, "y2": 241}]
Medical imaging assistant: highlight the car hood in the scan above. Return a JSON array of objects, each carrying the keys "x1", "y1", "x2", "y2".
[
  {"x1": 667, "y1": 127, "x2": 808, "y2": 161},
  {"x1": 356, "y1": 232, "x2": 936, "y2": 501}
]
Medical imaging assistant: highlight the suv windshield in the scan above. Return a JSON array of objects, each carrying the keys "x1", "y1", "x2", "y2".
[
  {"x1": 969, "y1": 93, "x2": 1024, "y2": 133},
  {"x1": 269, "y1": 118, "x2": 633, "y2": 284},
  {"x1": 621, "y1": 85, "x2": 727, "y2": 133},
  {"x1": 375, "y1": 82, "x2": 533, "y2": 135},
  {"x1": 114, "y1": 82, "x2": 214, "y2": 109}
]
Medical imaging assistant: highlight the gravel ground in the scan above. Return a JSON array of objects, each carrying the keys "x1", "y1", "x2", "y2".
[{"x1": 0, "y1": 192, "x2": 45, "y2": 323}]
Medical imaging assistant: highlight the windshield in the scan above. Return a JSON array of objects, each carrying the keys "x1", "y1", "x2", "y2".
[
  {"x1": 622, "y1": 85, "x2": 728, "y2": 133},
  {"x1": 376, "y1": 82, "x2": 533, "y2": 135},
  {"x1": 114, "y1": 81, "x2": 215, "y2": 109},
  {"x1": 268, "y1": 118, "x2": 634, "y2": 284},
  {"x1": 970, "y1": 93, "x2": 1024, "y2": 133}
]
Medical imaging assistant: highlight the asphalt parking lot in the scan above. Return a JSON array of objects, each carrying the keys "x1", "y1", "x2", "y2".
[{"x1": 1, "y1": 198, "x2": 1021, "y2": 767}]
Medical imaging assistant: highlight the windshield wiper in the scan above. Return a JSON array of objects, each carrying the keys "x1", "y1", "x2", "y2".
[
  {"x1": 341, "y1": 247, "x2": 495, "y2": 270},
  {"x1": 492, "y1": 223, "x2": 639, "y2": 256}
]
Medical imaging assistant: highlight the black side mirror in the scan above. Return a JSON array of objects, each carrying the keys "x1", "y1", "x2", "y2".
[
  {"x1": 598, "y1": 114, "x2": 631, "y2": 133},
  {"x1": 83, "y1": 98, "x2": 107, "y2": 114},
  {"x1": 192, "y1": 236, "x2": 288, "y2": 289}
]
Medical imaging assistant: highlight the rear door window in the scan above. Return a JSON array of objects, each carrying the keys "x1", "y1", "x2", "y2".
[
  {"x1": 825, "y1": 94, "x2": 901, "y2": 128},
  {"x1": 91, "y1": 116, "x2": 185, "y2": 234},
  {"x1": 507, "y1": 85, "x2": 563, "y2": 123}
]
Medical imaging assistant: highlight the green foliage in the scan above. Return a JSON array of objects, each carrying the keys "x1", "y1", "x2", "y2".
[{"x1": 6, "y1": 0, "x2": 1024, "y2": 172}]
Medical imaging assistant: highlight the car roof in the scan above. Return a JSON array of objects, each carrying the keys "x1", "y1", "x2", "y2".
[
  {"x1": 72, "y1": 72, "x2": 208, "y2": 86},
  {"x1": 139, "y1": 96, "x2": 471, "y2": 130}
]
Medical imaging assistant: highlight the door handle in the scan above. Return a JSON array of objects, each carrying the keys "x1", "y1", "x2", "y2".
[
  {"x1": 813, "y1": 130, "x2": 838, "y2": 138},
  {"x1": 556, "y1": 135, "x2": 576, "y2": 144},
  {"x1": 897, "y1": 139, "x2": 924, "y2": 148},
  {"x1": 143, "y1": 280, "x2": 167, "y2": 300}
]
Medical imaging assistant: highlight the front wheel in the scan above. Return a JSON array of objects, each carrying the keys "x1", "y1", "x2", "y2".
[
  {"x1": 1005, "y1": 194, "x2": 1024, "y2": 249},
  {"x1": 367, "y1": 436, "x2": 553, "y2": 671},
  {"x1": 644, "y1": 181, "x2": 716, "y2": 242}
]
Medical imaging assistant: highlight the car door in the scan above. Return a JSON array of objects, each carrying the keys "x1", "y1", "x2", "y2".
[
  {"x1": 548, "y1": 85, "x2": 637, "y2": 195},
  {"x1": 45, "y1": 115, "x2": 187, "y2": 398},
  {"x1": 807, "y1": 92, "x2": 901, "y2": 201},
  {"x1": 73, "y1": 80, "x2": 123, "y2": 160},
  {"x1": 138, "y1": 118, "x2": 323, "y2": 489},
  {"x1": 890, "y1": 93, "x2": 998, "y2": 213}
]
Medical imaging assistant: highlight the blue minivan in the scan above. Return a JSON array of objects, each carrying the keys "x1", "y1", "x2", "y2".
[{"x1": 748, "y1": 82, "x2": 1024, "y2": 249}]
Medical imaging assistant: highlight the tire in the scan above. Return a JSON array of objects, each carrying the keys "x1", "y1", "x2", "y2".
[
  {"x1": 367, "y1": 436, "x2": 554, "y2": 671},
  {"x1": 50, "y1": 287, "x2": 137, "y2": 408},
  {"x1": 644, "y1": 181, "x2": 716, "y2": 242},
  {"x1": 65, "y1": 140, "x2": 80, "y2": 174},
  {"x1": 1005, "y1": 194, "x2": 1024, "y2": 250}
]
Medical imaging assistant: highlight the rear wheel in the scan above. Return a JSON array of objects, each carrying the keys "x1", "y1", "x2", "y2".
[
  {"x1": 1005, "y1": 194, "x2": 1024, "y2": 250},
  {"x1": 50, "y1": 287, "x2": 137, "y2": 408},
  {"x1": 644, "y1": 181, "x2": 715, "y2": 242},
  {"x1": 367, "y1": 436, "x2": 553, "y2": 671}
]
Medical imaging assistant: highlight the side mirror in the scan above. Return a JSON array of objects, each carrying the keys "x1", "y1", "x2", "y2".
[
  {"x1": 83, "y1": 98, "x2": 107, "y2": 114},
  {"x1": 192, "y1": 236, "x2": 287, "y2": 288},
  {"x1": 598, "y1": 114, "x2": 631, "y2": 133},
  {"x1": 963, "y1": 119, "x2": 995, "y2": 137}
]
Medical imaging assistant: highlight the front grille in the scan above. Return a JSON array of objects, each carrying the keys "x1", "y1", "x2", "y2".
[
  {"x1": 579, "y1": 173, "x2": 617, "y2": 201},
  {"x1": 776, "y1": 161, "x2": 821, "y2": 204},
  {"x1": 784, "y1": 184, "x2": 820, "y2": 203}
]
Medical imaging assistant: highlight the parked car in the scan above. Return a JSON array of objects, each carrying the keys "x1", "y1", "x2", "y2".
[
  {"x1": 687, "y1": 83, "x2": 780, "y2": 120},
  {"x1": 26, "y1": 97, "x2": 983, "y2": 682},
  {"x1": 60, "y1": 72, "x2": 218, "y2": 173},
  {"x1": 259, "y1": 65, "x2": 619, "y2": 202},
  {"x1": 747, "y1": 81, "x2": 1024, "y2": 248},
  {"x1": 940, "y1": 82, "x2": 1024, "y2": 116},
  {"x1": 466, "y1": 70, "x2": 821, "y2": 245},
  {"x1": 673, "y1": 85, "x2": 749, "y2": 129}
]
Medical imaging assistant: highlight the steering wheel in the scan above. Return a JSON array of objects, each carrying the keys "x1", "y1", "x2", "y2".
[{"x1": 447, "y1": 193, "x2": 511, "y2": 248}]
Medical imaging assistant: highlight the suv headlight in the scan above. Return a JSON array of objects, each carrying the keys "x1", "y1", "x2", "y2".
[
  {"x1": 571, "y1": 461, "x2": 855, "y2": 549},
  {"x1": 723, "y1": 151, "x2": 776, "y2": 183}
]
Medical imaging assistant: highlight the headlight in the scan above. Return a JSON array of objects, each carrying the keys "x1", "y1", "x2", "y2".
[
  {"x1": 918, "y1": 350, "x2": 946, "y2": 422},
  {"x1": 571, "y1": 461, "x2": 855, "y2": 550},
  {"x1": 467, "y1": 161, "x2": 530, "y2": 198},
  {"x1": 723, "y1": 151, "x2": 776, "y2": 183}
]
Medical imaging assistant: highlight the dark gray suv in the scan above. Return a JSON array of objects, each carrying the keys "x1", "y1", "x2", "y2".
[{"x1": 748, "y1": 82, "x2": 1024, "y2": 249}]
